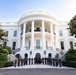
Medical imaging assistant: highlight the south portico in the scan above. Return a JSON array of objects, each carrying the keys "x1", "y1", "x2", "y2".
[{"x1": 16, "y1": 11, "x2": 60, "y2": 59}]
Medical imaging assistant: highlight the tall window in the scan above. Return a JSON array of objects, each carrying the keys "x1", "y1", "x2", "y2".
[
  {"x1": 29, "y1": 40, "x2": 30, "y2": 47},
  {"x1": 12, "y1": 42, "x2": 16, "y2": 50},
  {"x1": 4, "y1": 42, "x2": 7, "y2": 46},
  {"x1": 68, "y1": 30, "x2": 71, "y2": 36},
  {"x1": 59, "y1": 30, "x2": 63, "y2": 36},
  {"x1": 14, "y1": 31, "x2": 17, "y2": 37},
  {"x1": 5, "y1": 31, "x2": 8, "y2": 37},
  {"x1": 60, "y1": 41, "x2": 64, "y2": 50},
  {"x1": 46, "y1": 41, "x2": 47, "y2": 47},
  {"x1": 36, "y1": 40, "x2": 40, "y2": 49},
  {"x1": 70, "y1": 41, "x2": 73, "y2": 49}
]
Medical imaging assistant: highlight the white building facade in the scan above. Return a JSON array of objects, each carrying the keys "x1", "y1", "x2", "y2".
[{"x1": 0, "y1": 11, "x2": 75, "y2": 59}]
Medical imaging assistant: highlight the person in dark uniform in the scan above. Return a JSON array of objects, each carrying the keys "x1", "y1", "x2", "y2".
[
  {"x1": 45, "y1": 57, "x2": 46, "y2": 65},
  {"x1": 14, "y1": 59, "x2": 17, "y2": 67},
  {"x1": 59, "y1": 59, "x2": 62, "y2": 67},
  {"x1": 52, "y1": 58, "x2": 55, "y2": 66},
  {"x1": 50, "y1": 58, "x2": 52, "y2": 66},
  {"x1": 29, "y1": 58, "x2": 30, "y2": 65},
  {"x1": 24, "y1": 58, "x2": 27, "y2": 65},
  {"x1": 21, "y1": 58, "x2": 24, "y2": 66},
  {"x1": 32, "y1": 58, "x2": 33, "y2": 65},
  {"x1": 56, "y1": 59, "x2": 58, "y2": 67},
  {"x1": 18, "y1": 58, "x2": 20, "y2": 67}
]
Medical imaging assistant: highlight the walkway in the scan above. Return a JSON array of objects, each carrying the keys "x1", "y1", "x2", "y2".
[{"x1": 1, "y1": 64, "x2": 75, "y2": 69}]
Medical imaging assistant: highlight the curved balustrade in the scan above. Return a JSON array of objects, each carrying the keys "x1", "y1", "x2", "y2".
[
  {"x1": 46, "y1": 47, "x2": 53, "y2": 50},
  {"x1": 34, "y1": 46, "x2": 42, "y2": 50}
]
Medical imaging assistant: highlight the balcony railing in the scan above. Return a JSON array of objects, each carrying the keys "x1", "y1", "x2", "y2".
[
  {"x1": 21, "y1": 28, "x2": 50, "y2": 34},
  {"x1": 46, "y1": 47, "x2": 53, "y2": 50},
  {"x1": 26, "y1": 47, "x2": 30, "y2": 50},
  {"x1": 34, "y1": 46, "x2": 42, "y2": 50}
]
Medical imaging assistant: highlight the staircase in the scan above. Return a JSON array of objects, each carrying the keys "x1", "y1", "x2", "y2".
[
  {"x1": 7, "y1": 54, "x2": 17, "y2": 62},
  {"x1": 60, "y1": 53, "x2": 66, "y2": 61}
]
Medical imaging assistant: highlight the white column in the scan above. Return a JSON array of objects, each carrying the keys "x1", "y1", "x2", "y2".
[
  {"x1": 18, "y1": 26, "x2": 21, "y2": 48},
  {"x1": 50, "y1": 22, "x2": 54, "y2": 48},
  {"x1": 30, "y1": 20, "x2": 34, "y2": 50},
  {"x1": 22, "y1": 23, "x2": 26, "y2": 48},
  {"x1": 55, "y1": 25, "x2": 59, "y2": 48},
  {"x1": 42, "y1": 20, "x2": 46, "y2": 50}
]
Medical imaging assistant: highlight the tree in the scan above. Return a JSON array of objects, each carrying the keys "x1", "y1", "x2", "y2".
[
  {"x1": 68, "y1": 15, "x2": 76, "y2": 48},
  {"x1": 2, "y1": 46, "x2": 12, "y2": 54},
  {"x1": 0, "y1": 28, "x2": 6, "y2": 47},
  {"x1": 65, "y1": 49, "x2": 76, "y2": 61},
  {"x1": 0, "y1": 28, "x2": 6, "y2": 40}
]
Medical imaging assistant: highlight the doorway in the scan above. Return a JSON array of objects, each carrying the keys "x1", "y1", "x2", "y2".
[{"x1": 35, "y1": 53, "x2": 41, "y2": 64}]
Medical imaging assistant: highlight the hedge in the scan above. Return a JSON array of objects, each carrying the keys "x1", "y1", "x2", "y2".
[
  {"x1": 0, "y1": 61, "x2": 13, "y2": 68},
  {"x1": 62, "y1": 61, "x2": 76, "y2": 68},
  {"x1": 0, "y1": 53, "x2": 7, "y2": 61},
  {"x1": 65, "y1": 49, "x2": 76, "y2": 61}
]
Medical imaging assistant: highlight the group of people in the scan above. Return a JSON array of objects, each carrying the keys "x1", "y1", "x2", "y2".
[{"x1": 14, "y1": 58, "x2": 62, "y2": 67}]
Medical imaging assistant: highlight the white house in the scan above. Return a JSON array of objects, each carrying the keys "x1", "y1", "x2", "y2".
[{"x1": 0, "y1": 11, "x2": 75, "y2": 59}]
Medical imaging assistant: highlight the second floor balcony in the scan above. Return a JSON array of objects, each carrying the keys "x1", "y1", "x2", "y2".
[{"x1": 21, "y1": 28, "x2": 50, "y2": 35}]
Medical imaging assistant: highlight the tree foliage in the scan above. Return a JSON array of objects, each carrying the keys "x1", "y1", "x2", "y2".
[
  {"x1": 0, "y1": 28, "x2": 6, "y2": 40},
  {"x1": 65, "y1": 49, "x2": 76, "y2": 61},
  {"x1": 68, "y1": 15, "x2": 76, "y2": 37}
]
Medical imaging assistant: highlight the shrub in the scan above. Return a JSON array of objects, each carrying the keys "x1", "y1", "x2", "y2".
[
  {"x1": 65, "y1": 49, "x2": 76, "y2": 61},
  {"x1": 4, "y1": 61, "x2": 13, "y2": 67},
  {"x1": 2, "y1": 46, "x2": 12, "y2": 54},
  {"x1": 62, "y1": 61, "x2": 76, "y2": 68},
  {"x1": 0, "y1": 53, "x2": 7, "y2": 61},
  {"x1": 0, "y1": 61, "x2": 13, "y2": 68}
]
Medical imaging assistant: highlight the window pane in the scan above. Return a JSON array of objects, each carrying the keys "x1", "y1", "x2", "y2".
[
  {"x1": 60, "y1": 41, "x2": 64, "y2": 50},
  {"x1": 4, "y1": 42, "x2": 7, "y2": 46},
  {"x1": 59, "y1": 30, "x2": 63, "y2": 36},
  {"x1": 36, "y1": 40, "x2": 40, "y2": 49},
  {"x1": 6, "y1": 31, "x2": 8, "y2": 36},
  {"x1": 14, "y1": 31, "x2": 17, "y2": 36},
  {"x1": 12, "y1": 42, "x2": 16, "y2": 50},
  {"x1": 70, "y1": 41, "x2": 73, "y2": 49},
  {"x1": 29, "y1": 40, "x2": 30, "y2": 47}
]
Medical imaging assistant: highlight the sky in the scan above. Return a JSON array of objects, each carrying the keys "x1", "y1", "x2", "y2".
[{"x1": 0, "y1": 0, "x2": 76, "y2": 22}]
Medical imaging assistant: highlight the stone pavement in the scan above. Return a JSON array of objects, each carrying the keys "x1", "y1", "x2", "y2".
[{"x1": 1, "y1": 64, "x2": 75, "y2": 69}]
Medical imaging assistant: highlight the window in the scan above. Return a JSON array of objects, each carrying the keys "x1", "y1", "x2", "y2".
[
  {"x1": 60, "y1": 41, "x2": 64, "y2": 50},
  {"x1": 5, "y1": 31, "x2": 8, "y2": 37},
  {"x1": 59, "y1": 30, "x2": 63, "y2": 36},
  {"x1": 12, "y1": 42, "x2": 16, "y2": 50},
  {"x1": 70, "y1": 41, "x2": 73, "y2": 49},
  {"x1": 35, "y1": 27, "x2": 40, "y2": 31},
  {"x1": 46, "y1": 41, "x2": 48, "y2": 47},
  {"x1": 36, "y1": 40, "x2": 40, "y2": 49},
  {"x1": 4, "y1": 42, "x2": 7, "y2": 46},
  {"x1": 29, "y1": 40, "x2": 30, "y2": 47},
  {"x1": 14, "y1": 31, "x2": 17, "y2": 37},
  {"x1": 68, "y1": 30, "x2": 71, "y2": 36}
]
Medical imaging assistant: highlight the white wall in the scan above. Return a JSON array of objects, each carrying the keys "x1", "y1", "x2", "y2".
[{"x1": 2, "y1": 25, "x2": 19, "y2": 50}]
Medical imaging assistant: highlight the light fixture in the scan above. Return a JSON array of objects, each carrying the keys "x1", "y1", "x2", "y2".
[
  {"x1": 44, "y1": 50, "x2": 46, "y2": 55},
  {"x1": 30, "y1": 51, "x2": 32, "y2": 55}
]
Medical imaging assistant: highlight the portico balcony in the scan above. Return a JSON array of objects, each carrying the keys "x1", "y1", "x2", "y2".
[
  {"x1": 21, "y1": 28, "x2": 50, "y2": 35},
  {"x1": 23, "y1": 46, "x2": 53, "y2": 50}
]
